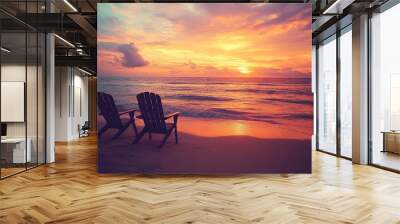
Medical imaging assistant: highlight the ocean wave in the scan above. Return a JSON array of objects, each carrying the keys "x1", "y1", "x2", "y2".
[
  {"x1": 166, "y1": 81, "x2": 227, "y2": 85},
  {"x1": 169, "y1": 94, "x2": 233, "y2": 102},
  {"x1": 165, "y1": 82, "x2": 187, "y2": 85},
  {"x1": 117, "y1": 102, "x2": 312, "y2": 124},
  {"x1": 226, "y1": 88, "x2": 312, "y2": 96},
  {"x1": 279, "y1": 113, "x2": 313, "y2": 120},
  {"x1": 256, "y1": 82, "x2": 309, "y2": 86},
  {"x1": 264, "y1": 98, "x2": 314, "y2": 105},
  {"x1": 102, "y1": 76, "x2": 313, "y2": 125},
  {"x1": 177, "y1": 108, "x2": 312, "y2": 123},
  {"x1": 255, "y1": 83, "x2": 284, "y2": 86},
  {"x1": 168, "y1": 87, "x2": 194, "y2": 91},
  {"x1": 188, "y1": 109, "x2": 280, "y2": 124},
  {"x1": 251, "y1": 113, "x2": 313, "y2": 121},
  {"x1": 205, "y1": 108, "x2": 249, "y2": 115}
]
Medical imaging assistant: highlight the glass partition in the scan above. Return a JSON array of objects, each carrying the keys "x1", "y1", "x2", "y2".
[
  {"x1": 1, "y1": 30, "x2": 28, "y2": 177},
  {"x1": 0, "y1": 1, "x2": 46, "y2": 179},
  {"x1": 370, "y1": 3, "x2": 400, "y2": 171},
  {"x1": 339, "y1": 27, "x2": 352, "y2": 158},
  {"x1": 317, "y1": 35, "x2": 337, "y2": 154},
  {"x1": 316, "y1": 26, "x2": 353, "y2": 159}
]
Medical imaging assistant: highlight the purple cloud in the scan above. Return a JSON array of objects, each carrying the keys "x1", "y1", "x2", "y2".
[
  {"x1": 116, "y1": 43, "x2": 148, "y2": 68},
  {"x1": 252, "y1": 5, "x2": 311, "y2": 30}
]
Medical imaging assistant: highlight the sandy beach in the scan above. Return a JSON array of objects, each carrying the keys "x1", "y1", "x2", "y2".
[{"x1": 98, "y1": 116, "x2": 311, "y2": 174}]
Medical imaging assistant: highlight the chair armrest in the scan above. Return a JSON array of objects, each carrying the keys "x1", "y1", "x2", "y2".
[
  {"x1": 164, "y1": 112, "x2": 180, "y2": 120},
  {"x1": 119, "y1": 109, "x2": 136, "y2": 116}
]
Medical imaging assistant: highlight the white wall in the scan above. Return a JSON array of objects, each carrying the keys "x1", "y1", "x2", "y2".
[
  {"x1": 55, "y1": 67, "x2": 70, "y2": 141},
  {"x1": 70, "y1": 72, "x2": 89, "y2": 138},
  {"x1": 1, "y1": 63, "x2": 46, "y2": 164},
  {"x1": 1, "y1": 65, "x2": 26, "y2": 138},
  {"x1": 1, "y1": 65, "x2": 42, "y2": 138},
  {"x1": 55, "y1": 67, "x2": 89, "y2": 141}
]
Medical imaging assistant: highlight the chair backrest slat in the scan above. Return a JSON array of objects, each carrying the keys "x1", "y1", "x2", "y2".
[
  {"x1": 137, "y1": 92, "x2": 167, "y2": 133},
  {"x1": 97, "y1": 92, "x2": 123, "y2": 128}
]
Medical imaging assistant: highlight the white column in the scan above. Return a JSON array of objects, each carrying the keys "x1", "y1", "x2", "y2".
[
  {"x1": 55, "y1": 67, "x2": 73, "y2": 141},
  {"x1": 46, "y1": 0, "x2": 56, "y2": 163},
  {"x1": 352, "y1": 14, "x2": 369, "y2": 164},
  {"x1": 46, "y1": 33, "x2": 55, "y2": 163}
]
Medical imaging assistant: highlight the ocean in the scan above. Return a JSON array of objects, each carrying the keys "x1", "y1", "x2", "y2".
[{"x1": 98, "y1": 76, "x2": 313, "y2": 126}]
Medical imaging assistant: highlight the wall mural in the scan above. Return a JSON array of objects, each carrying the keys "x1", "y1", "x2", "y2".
[{"x1": 97, "y1": 3, "x2": 312, "y2": 173}]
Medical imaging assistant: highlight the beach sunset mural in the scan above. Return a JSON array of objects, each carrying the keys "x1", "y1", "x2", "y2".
[{"x1": 97, "y1": 3, "x2": 312, "y2": 173}]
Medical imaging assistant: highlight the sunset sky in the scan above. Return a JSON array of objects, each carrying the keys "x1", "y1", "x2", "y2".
[{"x1": 98, "y1": 3, "x2": 311, "y2": 78}]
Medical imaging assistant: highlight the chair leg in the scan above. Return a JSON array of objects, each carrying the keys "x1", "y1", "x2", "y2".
[
  {"x1": 174, "y1": 126, "x2": 178, "y2": 144},
  {"x1": 132, "y1": 120, "x2": 138, "y2": 137},
  {"x1": 98, "y1": 125, "x2": 109, "y2": 138},
  {"x1": 159, "y1": 129, "x2": 173, "y2": 148},
  {"x1": 173, "y1": 116, "x2": 179, "y2": 144},
  {"x1": 148, "y1": 132, "x2": 152, "y2": 140},
  {"x1": 133, "y1": 129, "x2": 147, "y2": 144},
  {"x1": 112, "y1": 124, "x2": 129, "y2": 140}
]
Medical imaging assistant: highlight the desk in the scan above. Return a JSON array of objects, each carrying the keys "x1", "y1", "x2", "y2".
[
  {"x1": 1, "y1": 138, "x2": 31, "y2": 163},
  {"x1": 382, "y1": 131, "x2": 400, "y2": 154}
]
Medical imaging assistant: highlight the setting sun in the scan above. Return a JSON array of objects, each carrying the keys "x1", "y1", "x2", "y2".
[{"x1": 238, "y1": 66, "x2": 250, "y2": 74}]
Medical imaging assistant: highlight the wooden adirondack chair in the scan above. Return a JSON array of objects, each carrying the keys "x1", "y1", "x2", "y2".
[
  {"x1": 133, "y1": 92, "x2": 180, "y2": 148},
  {"x1": 97, "y1": 92, "x2": 138, "y2": 139}
]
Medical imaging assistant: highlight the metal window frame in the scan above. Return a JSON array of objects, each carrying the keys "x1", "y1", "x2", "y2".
[
  {"x1": 0, "y1": 0, "x2": 47, "y2": 180},
  {"x1": 367, "y1": 0, "x2": 400, "y2": 173},
  {"x1": 315, "y1": 0, "x2": 400, "y2": 173},
  {"x1": 315, "y1": 22, "x2": 353, "y2": 161}
]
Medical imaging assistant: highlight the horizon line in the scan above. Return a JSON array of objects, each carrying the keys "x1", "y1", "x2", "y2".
[{"x1": 100, "y1": 74, "x2": 312, "y2": 79}]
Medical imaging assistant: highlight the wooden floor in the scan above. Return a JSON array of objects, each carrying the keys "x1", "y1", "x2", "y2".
[
  {"x1": 372, "y1": 151, "x2": 400, "y2": 171},
  {"x1": 1, "y1": 135, "x2": 400, "y2": 223},
  {"x1": 1, "y1": 167, "x2": 26, "y2": 178}
]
